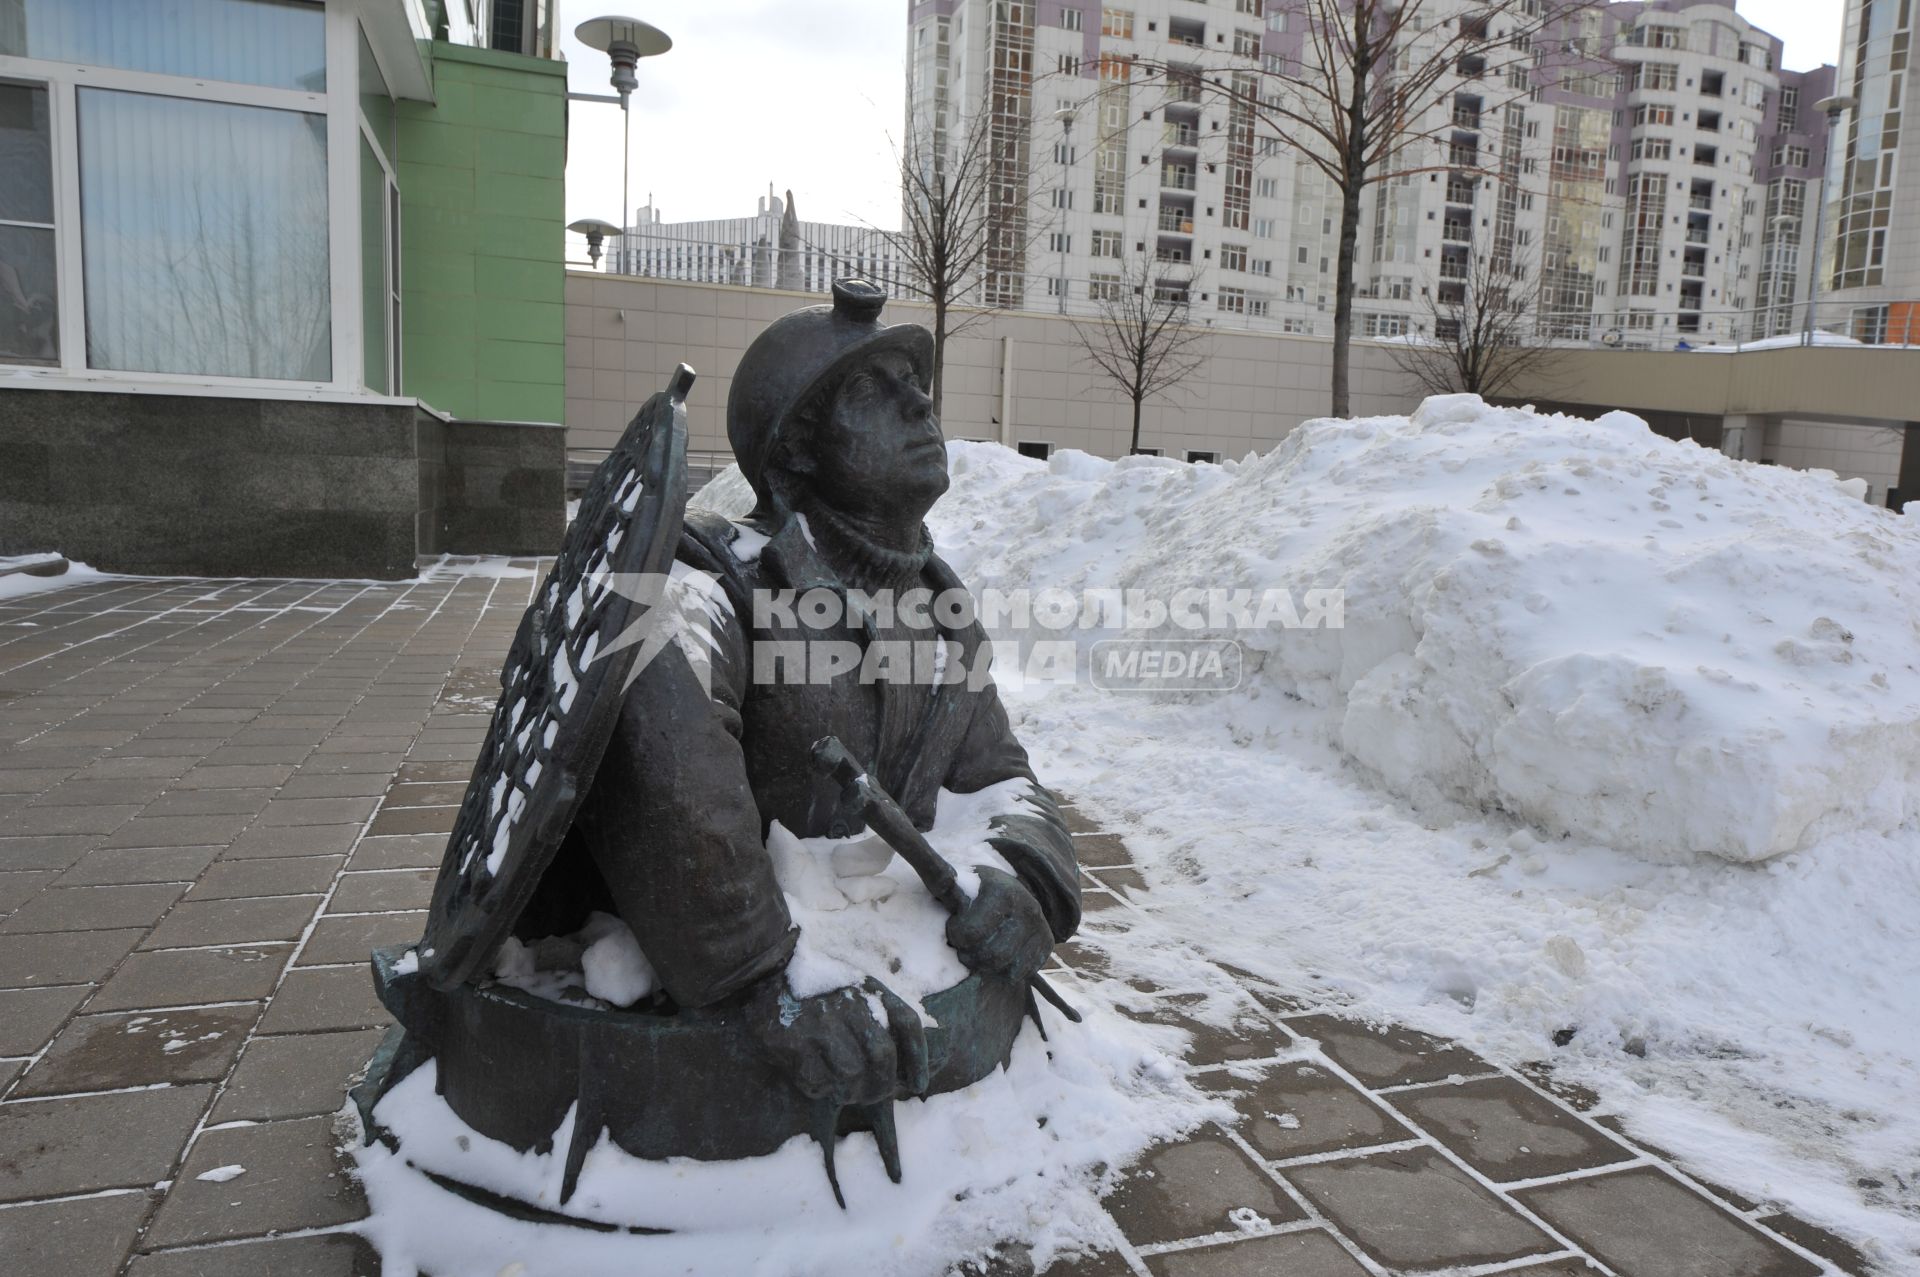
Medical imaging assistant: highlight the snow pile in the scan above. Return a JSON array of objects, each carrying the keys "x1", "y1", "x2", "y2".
[
  {"x1": 935, "y1": 395, "x2": 1920, "y2": 864},
  {"x1": 0, "y1": 554, "x2": 99, "y2": 601}
]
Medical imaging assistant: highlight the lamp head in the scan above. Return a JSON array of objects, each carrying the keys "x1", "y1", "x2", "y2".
[
  {"x1": 568, "y1": 217, "x2": 622, "y2": 267},
  {"x1": 574, "y1": 16, "x2": 672, "y2": 103}
]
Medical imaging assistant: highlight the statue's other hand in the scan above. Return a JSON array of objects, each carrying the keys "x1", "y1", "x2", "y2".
[
  {"x1": 747, "y1": 976, "x2": 931, "y2": 1106},
  {"x1": 946, "y1": 867, "x2": 1052, "y2": 985}
]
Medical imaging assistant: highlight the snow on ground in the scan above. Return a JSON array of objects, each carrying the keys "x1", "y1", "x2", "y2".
[
  {"x1": 0, "y1": 554, "x2": 100, "y2": 601},
  {"x1": 919, "y1": 399, "x2": 1920, "y2": 1265}
]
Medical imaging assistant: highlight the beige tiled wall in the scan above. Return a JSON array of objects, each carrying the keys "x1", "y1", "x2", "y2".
[
  {"x1": 563, "y1": 273, "x2": 1422, "y2": 461},
  {"x1": 564, "y1": 274, "x2": 1917, "y2": 500}
]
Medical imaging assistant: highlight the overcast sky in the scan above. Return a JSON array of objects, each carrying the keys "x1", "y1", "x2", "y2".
[{"x1": 560, "y1": 0, "x2": 1847, "y2": 266}]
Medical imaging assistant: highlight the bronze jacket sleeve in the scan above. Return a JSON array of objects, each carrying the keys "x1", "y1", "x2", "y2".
[
  {"x1": 942, "y1": 663, "x2": 1083, "y2": 945},
  {"x1": 570, "y1": 533, "x2": 796, "y2": 1008}
]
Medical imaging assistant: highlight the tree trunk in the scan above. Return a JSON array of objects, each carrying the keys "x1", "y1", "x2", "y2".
[
  {"x1": 931, "y1": 299, "x2": 948, "y2": 423},
  {"x1": 1130, "y1": 394, "x2": 1144, "y2": 454},
  {"x1": 1330, "y1": 24, "x2": 1371, "y2": 420}
]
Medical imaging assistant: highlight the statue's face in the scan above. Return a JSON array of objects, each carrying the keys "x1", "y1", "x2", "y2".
[{"x1": 800, "y1": 348, "x2": 948, "y2": 521}]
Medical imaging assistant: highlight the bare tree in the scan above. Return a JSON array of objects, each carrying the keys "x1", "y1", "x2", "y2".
[
  {"x1": 872, "y1": 106, "x2": 1005, "y2": 424},
  {"x1": 1070, "y1": 256, "x2": 1209, "y2": 455},
  {"x1": 1131, "y1": 0, "x2": 1566, "y2": 417},
  {"x1": 1387, "y1": 249, "x2": 1562, "y2": 399}
]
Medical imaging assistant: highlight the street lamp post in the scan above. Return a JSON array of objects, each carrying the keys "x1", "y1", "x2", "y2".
[
  {"x1": 1054, "y1": 106, "x2": 1077, "y2": 315},
  {"x1": 572, "y1": 16, "x2": 673, "y2": 274},
  {"x1": 1805, "y1": 93, "x2": 1858, "y2": 348}
]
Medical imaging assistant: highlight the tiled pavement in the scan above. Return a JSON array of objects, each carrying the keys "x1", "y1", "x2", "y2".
[{"x1": 0, "y1": 572, "x2": 1875, "y2": 1277}]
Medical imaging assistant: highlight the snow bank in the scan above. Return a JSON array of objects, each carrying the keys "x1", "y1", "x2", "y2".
[{"x1": 933, "y1": 395, "x2": 1920, "y2": 864}]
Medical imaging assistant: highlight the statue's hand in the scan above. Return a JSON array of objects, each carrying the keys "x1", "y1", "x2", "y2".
[
  {"x1": 946, "y1": 867, "x2": 1053, "y2": 984},
  {"x1": 747, "y1": 975, "x2": 931, "y2": 1106}
]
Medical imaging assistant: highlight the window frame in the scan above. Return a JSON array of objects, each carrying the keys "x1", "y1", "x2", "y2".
[{"x1": 0, "y1": 3, "x2": 396, "y2": 397}]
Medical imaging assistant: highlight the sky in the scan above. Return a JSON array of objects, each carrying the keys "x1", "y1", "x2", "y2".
[{"x1": 559, "y1": 0, "x2": 1848, "y2": 267}]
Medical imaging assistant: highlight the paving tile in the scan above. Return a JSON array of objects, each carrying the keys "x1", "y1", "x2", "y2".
[
  {"x1": 144, "y1": 1115, "x2": 367, "y2": 1245},
  {"x1": 299, "y1": 753, "x2": 407, "y2": 776},
  {"x1": 381, "y1": 780, "x2": 469, "y2": 807},
  {"x1": 327, "y1": 869, "x2": 434, "y2": 914},
  {"x1": 253, "y1": 961, "x2": 390, "y2": 1033},
  {"x1": 0, "y1": 928, "x2": 144, "y2": 986},
  {"x1": 0, "y1": 881, "x2": 187, "y2": 934},
  {"x1": 1103, "y1": 1130, "x2": 1305, "y2": 1247},
  {"x1": 0, "y1": 1189, "x2": 156, "y2": 1277},
  {"x1": 1142, "y1": 1231, "x2": 1372, "y2": 1277},
  {"x1": 91, "y1": 944, "x2": 292, "y2": 1012},
  {"x1": 347, "y1": 833, "x2": 446, "y2": 870},
  {"x1": 1283, "y1": 1014, "x2": 1489, "y2": 1089},
  {"x1": 0, "y1": 985, "x2": 92, "y2": 1055},
  {"x1": 299, "y1": 911, "x2": 424, "y2": 965},
  {"x1": 55, "y1": 845, "x2": 222, "y2": 887},
  {"x1": 1072, "y1": 833, "x2": 1131, "y2": 867},
  {"x1": 0, "y1": 1083, "x2": 211, "y2": 1202},
  {"x1": 127, "y1": 1232, "x2": 380, "y2": 1277},
  {"x1": 15, "y1": 1004, "x2": 260, "y2": 1097},
  {"x1": 224, "y1": 823, "x2": 362, "y2": 859},
  {"x1": 142, "y1": 788, "x2": 277, "y2": 818},
  {"x1": 257, "y1": 797, "x2": 380, "y2": 828},
  {"x1": 7, "y1": 802, "x2": 144, "y2": 835},
  {"x1": 199, "y1": 744, "x2": 311, "y2": 767},
  {"x1": 174, "y1": 764, "x2": 297, "y2": 790},
  {"x1": 189, "y1": 855, "x2": 346, "y2": 901},
  {"x1": 213, "y1": 1028, "x2": 385, "y2": 1122},
  {"x1": 104, "y1": 813, "x2": 256, "y2": 849},
  {"x1": 0, "y1": 834, "x2": 96, "y2": 871},
  {"x1": 395, "y1": 760, "x2": 473, "y2": 783},
  {"x1": 1755, "y1": 1214, "x2": 1869, "y2": 1275},
  {"x1": 279, "y1": 773, "x2": 394, "y2": 799},
  {"x1": 365, "y1": 804, "x2": 458, "y2": 838},
  {"x1": 1283, "y1": 1146, "x2": 1557, "y2": 1270},
  {"x1": 33, "y1": 778, "x2": 172, "y2": 806},
  {"x1": 1516, "y1": 1167, "x2": 1822, "y2": 1277},
  {"x1": 1121, "y1": 995, "x2": 1291, "y2": 1066},
  {"x1": 0, "y1": 868, "x2": 54, "y2": 912},
  {"x1": 1391, "y1": 1075, "x2": 1634, "y2": 1183},
  {"x1": 1198, "y1": 1062, "x2": 1414, "y2": 1160},
  {"x1": 83, "y1": 756, "x2": 196, "y2": 780},
  {"x1": 142, "y1": 896, "x2": 322, "y2": 949}
]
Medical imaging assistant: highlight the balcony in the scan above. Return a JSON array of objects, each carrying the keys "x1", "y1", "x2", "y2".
[
  {"x1": 1456, "y1": 54, "x2": 1487, "y2": 79},
  {"x1": 1443, "y1": 219, "x2": 1472, "y2": 242},
  {"x1": 1690, "y1": 194, "x2": 1713, "y2": 210},
  {"x1": 1161, "y1": 167, "x2": 1197, "y2": 190},
  {"x1": 1157, "y1": 209, "x2": 1195, "y2": 233},
  {"x1": 1169, "y1": 18, "x2": 1206, "y2": 47},
  {"x1": 1439, "y1": 260, "x2": 1469, "y2": 281},
  {"x1": 1446, "y1": 180, "x2": 1477, "y2": 204},
  {"x1": 1686, "y1": 226, "x2": 1710, "y2": 245},
  {"x1": 1162, "y1": 123, "x2": 1199, "y2": 148},
  {"x1": 1452, "y1": 108, "x2": 1483, "y2": 130},
  {"x1": 1448, "y1": 146, "x2": 1480, "y2": 167}
]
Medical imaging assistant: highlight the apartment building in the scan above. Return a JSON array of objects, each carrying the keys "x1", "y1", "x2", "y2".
[
  {"x1": 905, "y1": 0, "x2": 1836, "y2": 346},
  {"x1": 1820, "y1": 0, "x2": 1920, "y2": 342},
  {"x1": 611, "y1": 190, "x2": 911, "y2": 298}
]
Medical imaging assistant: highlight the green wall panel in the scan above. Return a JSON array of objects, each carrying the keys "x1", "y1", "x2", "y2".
[{"x1": 395, "y1": 42, "x2": 566, "y2": 424}]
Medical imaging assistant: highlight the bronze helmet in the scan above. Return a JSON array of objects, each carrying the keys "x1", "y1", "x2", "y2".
[{"x1": 726, "y1": 278, "x2": 934, "y2": 518}]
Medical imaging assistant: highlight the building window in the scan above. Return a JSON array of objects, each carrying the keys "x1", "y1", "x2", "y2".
[
  {"x1": 78, "y1": 89, "x2": 332, "y2": 380},
  {"x1": 1091, "y1": 229, "x2": 1122, "y2": 257},
  {"x1": 1060, "y1": 6, "x2": 1082, "y2": 31},
  {"x1": 1089, "y1": 271, "x2": 1122, "y2": 300},
  {"x1": 0, "y1": 81, "x2": 58, "y2": 365},
  {"x1": 1220, "y1": 243, "x2": 1247, "y2": 271},
  {"x1": 1018, "y1": 440, "x2": 1054, "y2": 459},
  {"x1": 1218, "y1": 286, "x2": 1246, "y2": 312},
  {"x1": 1186, "y1": 449, "x2": 1217, "y2": 463},
  {"x1": 1101, "y1": 6, "x2": 1132, "y2": 39},
  {"x1": 1, "y1": 0, "x2": 327, "y2": 89},
  {"x1": 1049, "y1": 231, "x2": 1072, "y2": 252}
]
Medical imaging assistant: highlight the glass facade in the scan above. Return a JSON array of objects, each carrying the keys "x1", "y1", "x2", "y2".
[
  {"x1": 0, "y1": 0, "x2": 326, "y2": 91},
  {"x1": 1830, "y1": 0, "x2": 1908, "y2": 290},
  {"x1": 78, "y1": 90, "x2": 331, "y2": 380},
  {"x1": 0, "y1": 79, "x2": 56, "y2": 363}
]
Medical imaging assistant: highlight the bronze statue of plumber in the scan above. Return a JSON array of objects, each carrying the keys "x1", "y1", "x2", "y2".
[{"x1": 360, "y1": 280, "x2": 1082, "y2": 1211}]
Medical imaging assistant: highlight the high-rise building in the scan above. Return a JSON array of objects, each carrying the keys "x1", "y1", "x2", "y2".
[
  {"x1": 906, "y1": 0, "x2": 1837, "y2": 346},
  {"x1": 1820, "y1": 0, "x2": 1919, "y2": 342}
]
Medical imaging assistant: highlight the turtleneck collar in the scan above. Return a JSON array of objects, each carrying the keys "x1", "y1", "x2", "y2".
[{"x1": 795, "y1": 501, "x2": 934, "y2": 596}]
